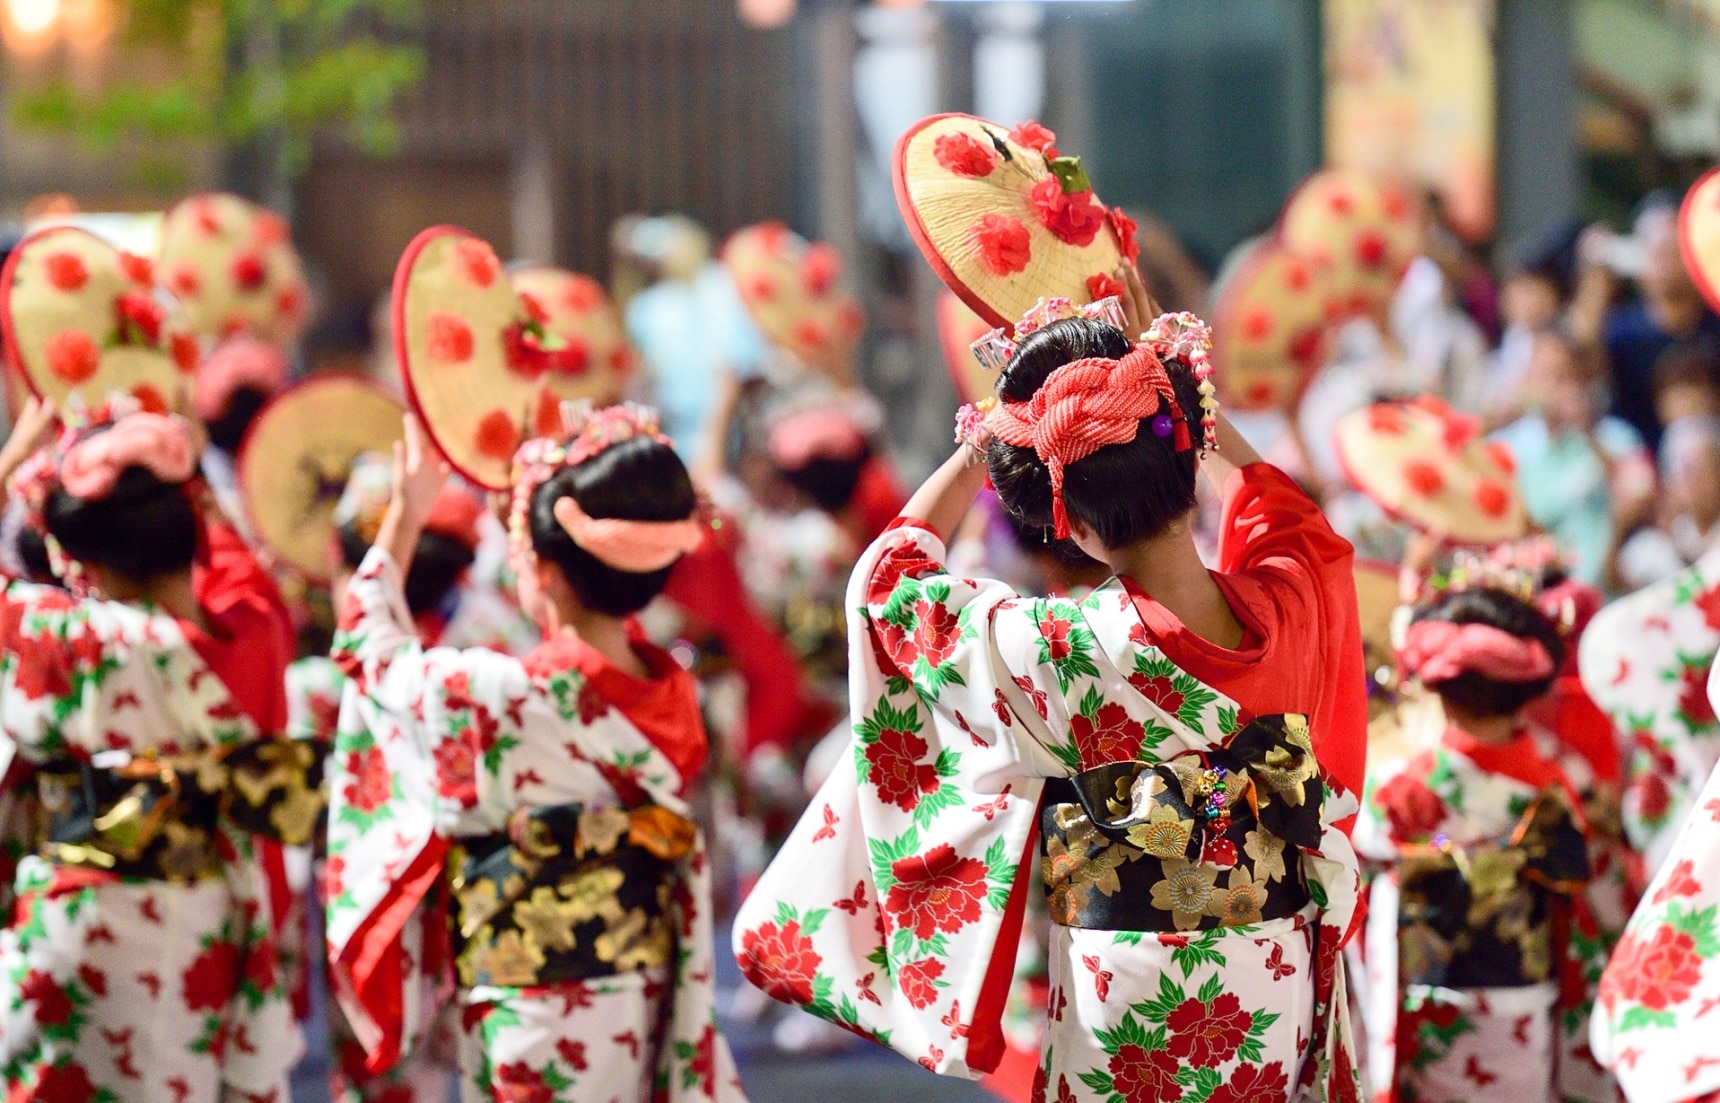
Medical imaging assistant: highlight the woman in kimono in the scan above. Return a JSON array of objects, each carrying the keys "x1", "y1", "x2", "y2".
[
  {"x1": 1589, "y1": 660, "x2": 1720, "y2": 1103},
  {"x1": 1355, "y1": 584, "x2": 1591, "y2": 1103},
  {"x1": 0, "y1": 399, "x2": 310, "y2": 1103},
  {"x1": 326, "y1": 407, "x2": 745, "y2": 1103},
  {"x1": 736, "y1": 268, "x2": 1367, "y2": 1103}
]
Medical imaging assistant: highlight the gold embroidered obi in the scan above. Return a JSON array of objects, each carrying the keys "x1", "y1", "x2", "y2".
[
  {"x1": 448, "y1": 801, "x2": 696, "y2": 989},
  {"x1": 1040, "y1": 714, "x2": 1322, "y2": 932},
  {"x1": 36, "y1": 739, "x2": 326, "y2": 881},
  {"x1": 1395, "y1": 788, "x2": 1590, "y2": 989}
]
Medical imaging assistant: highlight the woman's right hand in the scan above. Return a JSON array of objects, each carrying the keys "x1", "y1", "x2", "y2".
[
  {"x1": 1116, "y1": 262, "x2": 1163, "y2": 338},
  {"x1": 0, "y1": 396, "x2": 58, "y2": 485}
]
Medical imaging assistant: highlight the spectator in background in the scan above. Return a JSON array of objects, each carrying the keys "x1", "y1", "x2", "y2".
[
  {"x1": 1490, "y1": 221, "x2": 1580, "y2": 418},
  {"x1": 1491, "y1": 326, "x2": 1653, "y2": 587},
  {"x1": 1571, "y1": 194, "x2": 1720, "y2": 451},
  {"x1": 1651, "y1": 331, "x2": 1720, "y2": 427},
  {"x1": 1615, "y1": 415, "x2": 1720, "y2": 590}
]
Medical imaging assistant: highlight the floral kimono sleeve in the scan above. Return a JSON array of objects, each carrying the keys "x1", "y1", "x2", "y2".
[
  {"x1": 736, "y1": 520, "x2": 1056, "y2": 1079},
  {"x1": 1590, "y1": 660, "x2": 1720, "y2": 1103}
]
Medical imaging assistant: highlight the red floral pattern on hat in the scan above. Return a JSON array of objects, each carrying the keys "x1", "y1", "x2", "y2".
[
  {"x1": 426, "y1": 312, "x2": 475, "y2": 363},
  {"x1": 45, "y1": 330, "x2": 100, "y2": 384},
  {"x1": 1030, "y1": 177, "x2": 1106, "y2": 248},
  {"x1": 972, "y1": 214, "x2": 1032, "y2": 277},
  {"x1": 933, "y1": 131, "x2": 1000, "y2": 178}
]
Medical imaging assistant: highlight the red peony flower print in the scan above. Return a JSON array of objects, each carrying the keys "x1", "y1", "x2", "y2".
[
  {"x1": 433, "y1": 737, "x2": 478, "y2": 807},
  {"x1": 13, "y1": 631, "x2": 73, "y2": 702},
  {"x1": 801, "y1": 243, "x2": 842, "y2": 297},
  {"x1": 1680, "y1": 662, "x2": 1717, "y2": 728},
  {"x1": 1031, "y1": 1065, "x2": 1048, "y2": 1103},
  {"x1": 342, "y1": 747, "x2": 392, "y2": 814},
  {"x1": 230, "y1": 252, "x2": 267, "y2": 292},
  {"x1": 1210, "y1": 1062, "x2": 1288, "y2": 1103},
  {"x1": 898, "y1": 956, "x2": 946, "y2": 1009},
  {"x1": 687, "y1": 1025, "x2": 716, "y2": 1093},
  {"x1": 911, "y1": 599, "x2": 962, "y2": 669},
  {"x1": 20, "y1": 970, "x2": 72, "y2": 1025},
  {"x1": 454, "y1": 238, "x2": 501, "y2": 289},
  {"x1": 865, "y1": 727, "x2": 940, "y2": 812},
  {"x1": 1692, "y1": 585, "x2": 1720, "y2": 631},
  {"x1": 44, "y1": 252, "x2": 88, "y2": 292},
  {"x1": 737, "y1": 919, "x2": 822, "y2": 1005},
  {"x1": 972, "y1": 214, "x2": 1032, "y2": 277},
  {"x1": 45, "y1": 330, "x2": 100, "y2": 385},
  {"x1": 243, "y1": 938, "x2": 278, "y2": 994},
  {"x1": 1374, "y1": 772, "x2": 1448, "y2": 842},
  {"x1": 32, "y1": 1061, "x2": 97, "y2": 1103},
  {"x1": 885, "y1": 843, "x2": 989, "y2": 939},
  {"x1": 1087, "y1": 272, "x2": 1125, "y2": 303},
  {"x1": 1071, "y1": 702, "x2": 1147, "y2": 766},
  {"x1": 1601, "y1": 925, "x2": 1704, "y2": 1012},
  {"x1": 475, "y1": 410, "x2": 522, "y2": 462},
  {"x1": 1030, "y1": 177, "x2": 1107, "y2": 248},
  {"x1": 1039, "y1": 613, "x2": 1074, "y2": 661},
  {"x1": 869, "y1": 543, "x2": 942, "y2": 605},
  {"x1": 1109, "y1": 208, "x2": 1140, "y2": 262},
  {"x1": 182, "y1": 939, "x2": 241, "y2": 1012},
  {"x1": 934, "y1": 131, "x2": 1000, "y2": 178},
  {"x1": 493, "y1": 1061, "x2": 555, "y2": 1103},
  {"x1": 1109, "y1": 1043, "x2": 1182, "y2": 1103},
  {"x1": 1009, "y1": 120, "x2": 1059, "y2": 158},
  {"x1": 1130, "y1": 673, "x2": 1185, "y2": 717},
  {"x1": 1168, "y1": 992, "x2": 1253, "y2": 1067},
  {"x1": 118, "y1": 251, "x2": 154, "y2": 286},
  {"x1": 426, "y1": 311, "x2": 475, "y2": 363},
  {"x1": 1652, "y1": 859, "x2": 1703, "y2": 906},
  {"x1": 1637, "y1": 773, "x2": 1673, "y2": 824}
]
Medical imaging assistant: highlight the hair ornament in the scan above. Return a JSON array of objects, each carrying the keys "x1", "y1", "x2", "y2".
[
  {"x1": 969, "y1": 295, "x2": 1127, "y2": 374},
  {"x1": 1141, "y1": 311, "x2": 1219, "y2": 456}
]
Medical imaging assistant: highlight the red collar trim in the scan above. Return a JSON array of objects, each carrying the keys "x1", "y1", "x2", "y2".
[
  {"x1": 1439, "y1": 725, "x2": 1562, "y2": 791},
  {"x1": 1117, "y1": 575, "x2": 1267, "y2": 665}
]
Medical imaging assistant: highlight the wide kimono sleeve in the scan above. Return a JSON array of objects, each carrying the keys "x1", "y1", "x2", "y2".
[
  {"x1": 1590, "y1": 658, "x2": 1720, "y2": 1103},
  {"x1": 735, "y1": 518, "x2": 1066, "y2": 1079}
]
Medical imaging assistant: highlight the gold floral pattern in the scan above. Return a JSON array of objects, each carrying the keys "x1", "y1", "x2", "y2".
[{"x1": 1151, "y1": 859, "x2": 1219, "y2": 930}]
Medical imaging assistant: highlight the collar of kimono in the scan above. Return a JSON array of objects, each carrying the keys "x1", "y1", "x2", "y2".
[
  {"x1": 1438, "y1": 725, "x2": 1564, "y2": 793},
  {"x1": 523, "y1": 627, "x2": 707, "y2": 789}
]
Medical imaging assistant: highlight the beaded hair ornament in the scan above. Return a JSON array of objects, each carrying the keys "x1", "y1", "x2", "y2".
[
  {"x1": 506, "y1": 400, "x2": 705, "y2": 573},
  {"x1": 955, "y1": 299, "x2": 1220, "y2": 539}
]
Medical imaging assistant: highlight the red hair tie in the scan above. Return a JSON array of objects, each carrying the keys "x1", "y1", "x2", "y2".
[{"x1": 988, "y1": 344, "x2": 1187, "y2": 539}]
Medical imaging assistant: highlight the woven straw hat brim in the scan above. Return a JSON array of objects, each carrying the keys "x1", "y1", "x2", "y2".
[
  {"x1": 508, "y1": 266, "x2": 635, "y2": 406},
  {"x1": 1333, "y1": 401, "x2": 1525, "y2": 547},
  {"x1": 1280, "y1": 167, "x2": 1420, "y2": 326},
  {"x1": 934, "y1": 290, "x2": 994, "y2": 403},
  {"x1": 894, "y1": 113, "x2": 1126, "y2": 331},
  {"x1": 1211, "y1": 237, "x2": 1338, "y2": 413},
  {"x1": 721, "y1": 223, "x2": 865, "y2": 360},
  {"x1": 159, "y1": 192, "x2": 308, "y2": 346},
  {"x1": 236, "y1": 372, "x2": 404, "y2": 580},
  {"x1": 2, "y1": 225, "x2": 189, "y2": 414},
  {"x1": 393, "y1": 226, "x2": 548, "y2": 491},
  {"x1": 1680, "y1": 168, "x2": 1720, "y2": 314}
]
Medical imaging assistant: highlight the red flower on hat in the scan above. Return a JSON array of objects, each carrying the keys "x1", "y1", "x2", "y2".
[
  {"x1": 1380, "y1": 185, "x2": 1412, "y2": 220},
  {"x1": 116, "y1": 290, "x2": 165, "y2": 346},
  {"x1": 1366, "y1": 404, "x2": 1404, "y2": 435},
  {"x1": 756, "y1": 222, "x2": 791, "y2": 255},
  {"x1": 1239, "y1": 305, "x2": 1273, "y2": 342},
  {"x1": 972, "y1": 214, "x2": 1032, "y2": 277},
  {"x1": 253, "y1": 210, "x2": 290, "y2": 248},
  {"x1": 454, "y1": 237, "x2": 500, "y2": 289},
  {"x1": 1087, "y1": 272, "x2": 1124, "y2": 303},
  {"x1": 475, "y1": 410, "x2": 521, "y2": 461},
  {"x1": 1474, "y1": 479, "x2": 1512, "y2": 519},
  {"x1": 801, "y1": 243, "x2": 841, "y2": 297},
  {"x1": 1289, "y1": 327, "x2": 1324, "y2": 366},
  {"x1": 836, "y1": 302, "x2": 866, "y2": 339},
  {"x1": 167, "y1": 264, "x2": 201, "y2": 298},
  {"x1": 426, "y1": 311, "x2": 475, "y2": 363},
  {"x1": 933, "y1": 131, "x2": 1000, "y2": 178},
  {"x1": 275, "y1": 281, "x2": 306, "y2": 321},
  {"x1": 45, "y1": 330, "x2": 100, "y2": 384},
  {"x1": 1442, "y1": 412, "x2": 1480, "y2": 451},
  {"x1": 172, "y1": 332, "x2": 201, "y2": 374},
  {"x1": 562, "y1": 276, "x2": 603, "y2": 313},
  {"x1": 193, "y1": 200, "x2": 223, "y2": 236},
  {"x1": 501, "y1": 323, "x2": 549, "y2": 380},
  {"x1": 1030, "y1": 177, "x2": 1106, "y2": 248},
  {"x1": 1283, "y1": 257, "x2": 1312, "y2": 292},
  {"x1": 230, "y1": 251, "x2": 267, "y2": 292},
  {"x1": 131, "y1": 384, "x2": 168, "y2": 415},
  {"x1": 1354, "y1": 229, "x2": 1388, "y2": 270},
  {"x1": 1327, "y1": 189, "x2": 1355, "y2": 218},
  {"x1": 533, "y1": 388, "x2": 563, "y2": 438},
  {"x1": 119, "y1": 252, "x2": 154, "y2": 286},
  {"x1": 1402, "y1": 459, "x2": 1445, "y2": 498},
  {"x1": 548, "y1": 336, "x2": 591, "y2": 377},
  {"x1": 746, "y1": 273, "x2": 776, "y2": 302},
  {"x1": 793, "y1": 319, "x2": 828, "y2": 351},
  {"x1": 518, "y1": 291, "x2": 549, "y2": 326},
  {"x1": 44, "y1": 252, "x2": 88, "y2": 292},
  {"x1": 1009, "y1": 120, "x2": 1059, "y2": 158},
  {"x1": 1485, "y1": 440, "x2": 1516, "y2": 476},
  {"x1": 1107, "y1": 209, "x2": 1140, "y2": 264}
]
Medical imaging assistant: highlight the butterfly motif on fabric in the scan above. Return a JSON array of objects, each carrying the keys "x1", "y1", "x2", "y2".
[
  {"x1": 833, "y1": 881, "x2": 869, "y2": 915},
  {"x1": 1081, "y1": 954, "x2": 1113, "y2": 1002},
  {"x1": 973, "y1": 785, "x2": 1013, "y2": 821},
  {"x1": 1265, "y1": 943, "x2": 1295, "y2": 980},
  {"x1": 812, "y1": 804, "x2": 839, "y2": 842}
]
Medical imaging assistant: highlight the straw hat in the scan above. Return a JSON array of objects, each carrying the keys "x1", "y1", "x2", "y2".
[
  {"x1": 722, "y1": 222, "x2": 866, "y2": 363},
  {"x1": 1333, "y1": 396, "x2": 1525, "y2": 546},
  {"x1": 1, "y1": 225, "x2": 195, "y2": 416},
  {"x1": 1210, "y1": 238, "x2": 1337, "y2": 413},
  {"x1": 1279, "y1": 166, "x2": 1420, "y2": 328},
  {"x1": 1679, "y1": 167, "x2": 1720, "y2": 312},
  {"x1": 393, "y1": 226, "x2": 566, "y2": 490},
  {"x1": 236, "y1": 373, "x2": 405, "y2": 581},
  {"x1": 934, "y1": 290, "x2": 995, "y2": 403},
  {"x1": 894, "y1": 113, "x2": 1133, "y2": 330},
  {"x1": 158, "y1": 192, "x2": 309, "y2": 346},
  {"x1": 508, "y1": 266, "x2": 636, "y2": 406}
]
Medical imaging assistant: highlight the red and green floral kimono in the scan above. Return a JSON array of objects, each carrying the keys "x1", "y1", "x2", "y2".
[
  {"x1": 1355, "y1": 728, "x2": 1592, "y2": 1103},
  {"x1": 1589, "y1": 659, "x2": 1720, "y2": 1103},
  {"x1": 0, "y1": 569, "x2": 306, "y2": 1103},
  {"x1": 326, "y1": 548, "x2": 745, "y2": 1103},
  {"x1": 1577, "y1": 549, "x2": 1720, "y2": 876},
  {"x1": 735, "y1": 511, "x2": 1364, "y2": 1103}
]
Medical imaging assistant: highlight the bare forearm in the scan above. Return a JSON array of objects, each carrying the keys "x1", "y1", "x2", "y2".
[
  {"x1": 1198, "y1": 414, "x2": 1261, "y2": 490},
  {"x1": 375, "y1": 502, "x2": 422, "y2": 579},
  {"x1": 900, "y1": 447, "x2": 990, "y2": 543}
]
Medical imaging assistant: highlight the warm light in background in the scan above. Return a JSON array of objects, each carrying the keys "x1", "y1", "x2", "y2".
[
  {"x1": 7, "y1": 0, "x2": 59, "y2": 36},
  {"x1": 737, "y1": 0, "x2": 795, "y2": 28}
]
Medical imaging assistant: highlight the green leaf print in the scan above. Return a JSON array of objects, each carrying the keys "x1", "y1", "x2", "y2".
[
  {"x1": 1094, "y1": 1010, "x2": 1152, "y2": 1053},
  {"x1": 868, "y1": 826, "x2": 921, "y2": 894},
  {"x1": 1666, "y1": 902, "x2": 1720, "y2": 957},
  {"x1": 1078, "y1": 1068, "x2": 1115, "y2": 1095},
  {"x1": 878, "y1": 577, "x2": 925, "y2": 629},
  {"x1": 911, "y1": 779, "x2": 966, "y2": 831},
  {"x1": 1195, "y1": 974, "x2": 1224, "y2": 1005},
  {"x1": 542, "y1": 1061, "x2": 576, "y2": 1092},
  {"x1": 1134, "y1": 972, "x2": 1185, "y2": 1024},
  {"x1": 799, "y1": 908, "x2": 831, "y2": 936},
  {"x1": 1616, "y1": 1005, "x2": 1678, "y2": 1032},
  {"x1": 1177, "y1": 1066, "x2": 1223, "y2": 1103},
  {"x1": 1169, "y1": 929, "x2": 1227, "y2": 976}
]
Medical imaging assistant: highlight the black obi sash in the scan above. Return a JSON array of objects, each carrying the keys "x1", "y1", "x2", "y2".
[
  {"x1": 448, "y1": 801, "x2": 696, "y2": 989},
  {"x1": 1395, "y1": 788, "x2": 1590, "y2": 989},
  {"x1": 1040, "y1": 714, "x2": 1321, "y2": 932},
  {"x1": 36, "y1": 739, "x2": 326, "y2": 881}
]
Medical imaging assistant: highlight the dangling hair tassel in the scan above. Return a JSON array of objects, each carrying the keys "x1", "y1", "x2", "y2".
[{"x1": 1173, "y1": 421, "x2": 1192, "y2": 452}]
